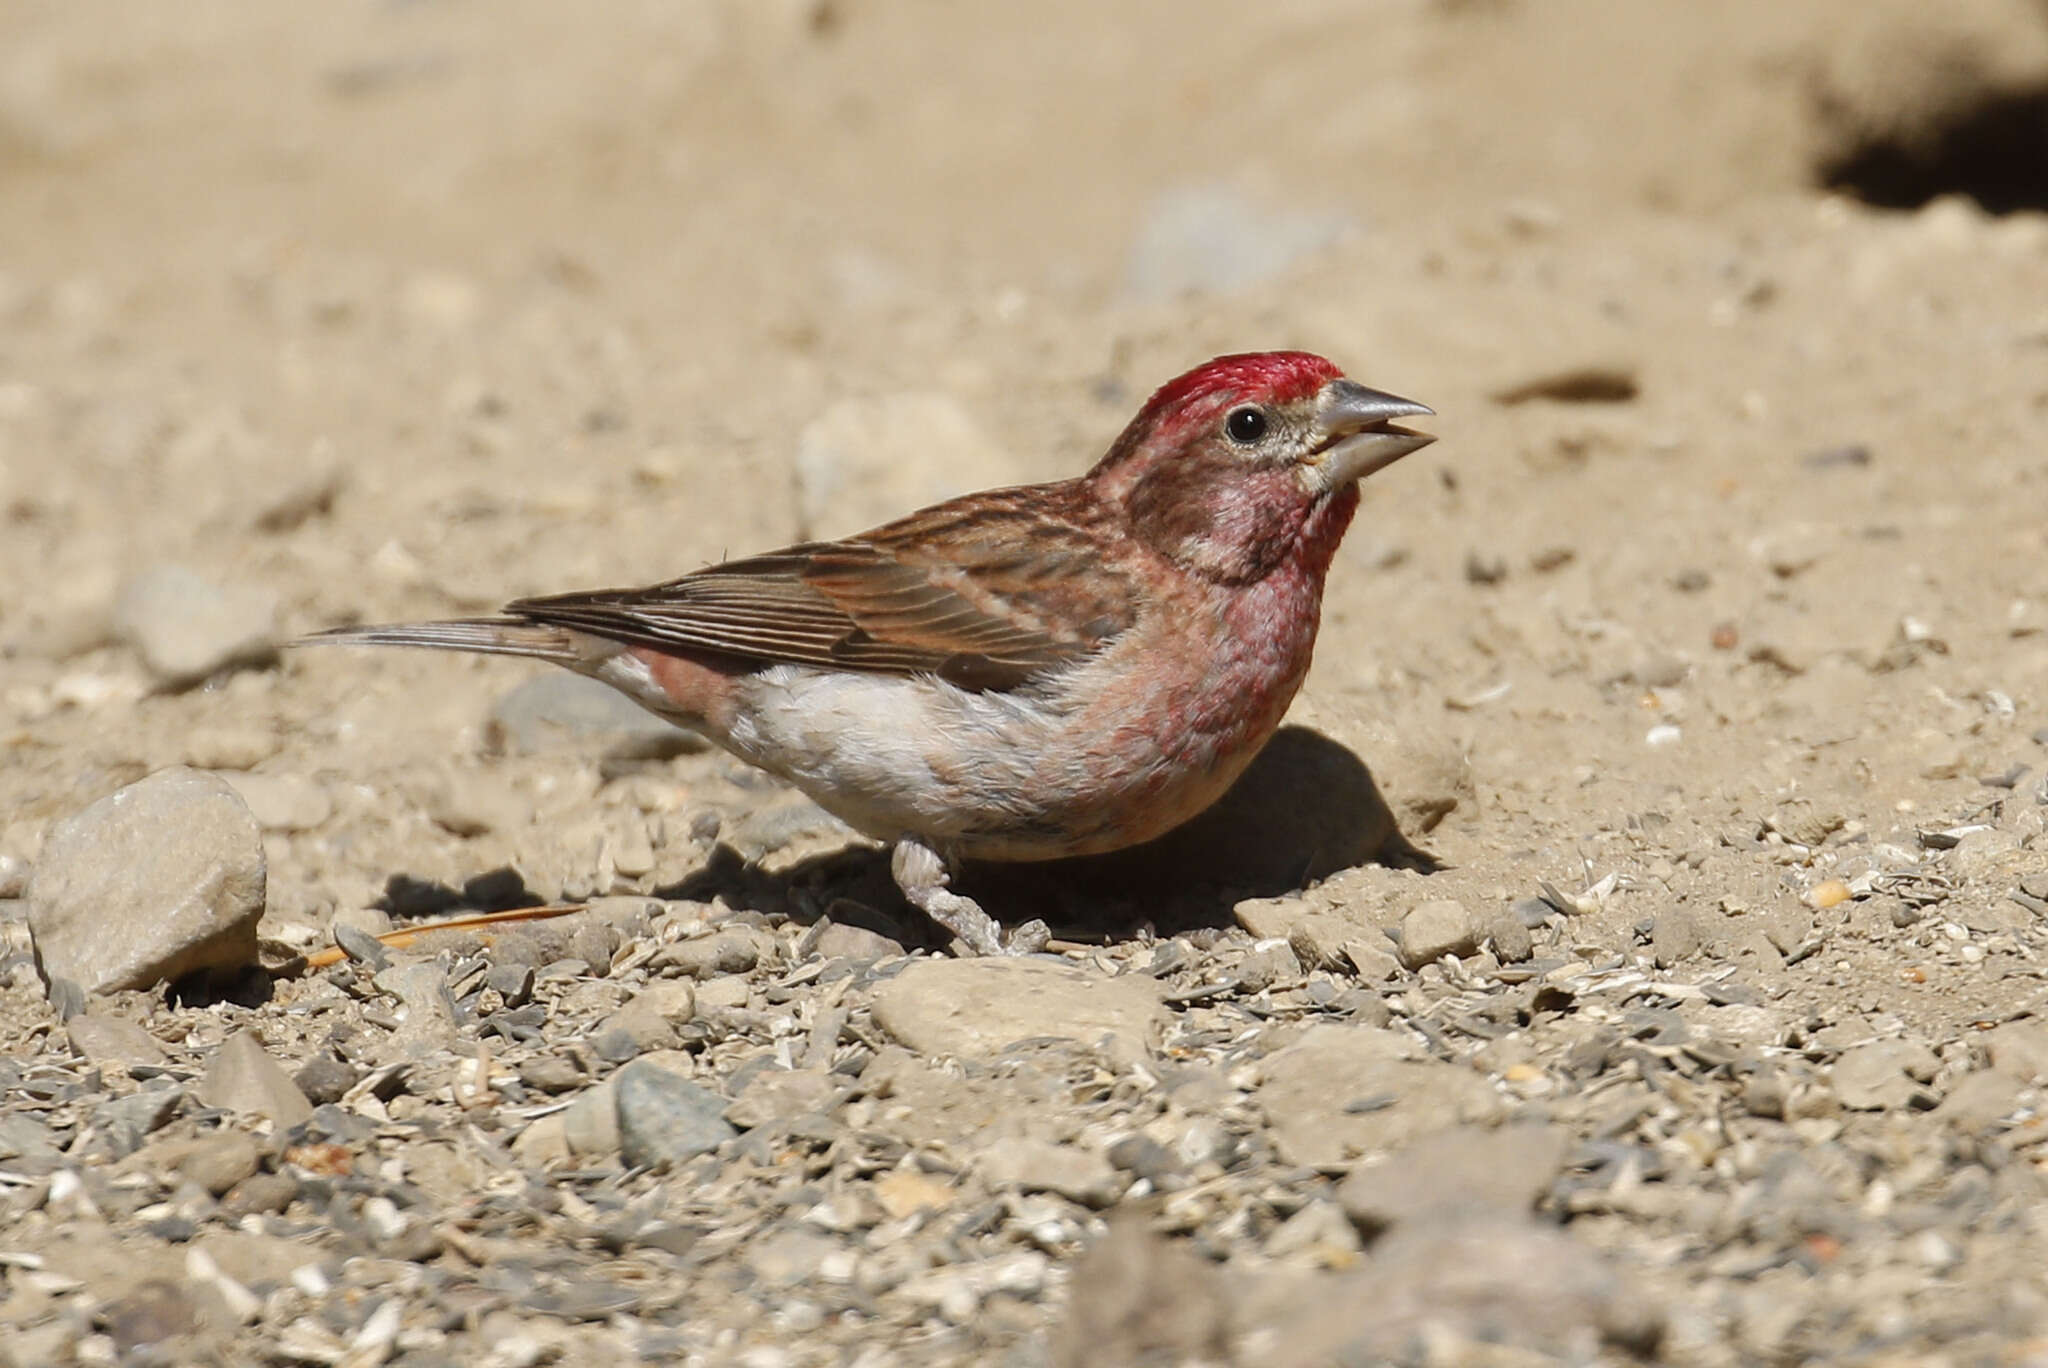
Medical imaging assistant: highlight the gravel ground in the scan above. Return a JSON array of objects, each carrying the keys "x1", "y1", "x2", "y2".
[{"x1": 4, "y1": 2, "x2": 2048, "y2": 1364}]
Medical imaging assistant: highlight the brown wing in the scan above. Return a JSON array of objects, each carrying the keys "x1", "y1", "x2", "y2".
[{"x1": 504, "y1": 484, "x2": 1140, "y2": 692}]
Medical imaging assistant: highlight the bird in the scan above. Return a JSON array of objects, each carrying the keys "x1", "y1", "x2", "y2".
[{"x1": 304, "y1": 351, "x2": 1435, "y2": 954}]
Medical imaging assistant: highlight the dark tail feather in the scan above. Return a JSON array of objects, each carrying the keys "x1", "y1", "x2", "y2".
[{"x1": 295, "y1": 618, "x2": 584, "y2": 663}]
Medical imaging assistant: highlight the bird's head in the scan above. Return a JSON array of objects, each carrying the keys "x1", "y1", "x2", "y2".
[{"x1": 1091, "y1": 351, "x2": 1434, "y2": 584}]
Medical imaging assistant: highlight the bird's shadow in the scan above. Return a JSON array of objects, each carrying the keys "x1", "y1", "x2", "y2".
[{"x1": 664, "y1": 725, "x2": 1439, "y2": 946}]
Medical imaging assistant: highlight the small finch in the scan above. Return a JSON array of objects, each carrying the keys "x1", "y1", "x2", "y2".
[{"x1": 307, "y1": 352, "x2": 1434, "y2": 954}]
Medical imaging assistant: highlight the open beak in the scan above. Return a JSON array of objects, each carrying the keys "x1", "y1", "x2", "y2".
[{"x1": 1307, "y1": 379, "x2": 1436, "y2": 493}]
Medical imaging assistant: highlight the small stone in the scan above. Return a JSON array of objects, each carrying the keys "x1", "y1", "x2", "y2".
[
  {"x1": 1265, "y1": 1200, "x2": 1363, "y2": 1262},
  {"x1": 66, "y1": 1014, "x2": 168, "y2": 1068},
  {"x1": 487, "y1": 672, "x2": 701, "y2": 761},
  {"x1": 98, "y1": 1087, "x2": 188, "y2": 1158},
  {"x1": 199, "y1": 1031, "x2": 315, "y2": 1128},
  {"x1": 222, "y1": 773, "x2": 332, "y2": 832},
  {"x1": 1106, "y1": 1134, "x2": 1182, "y2": 1184},
  {"x1": 1052, "y1": 1220, "x2": 1232, "y2": 1367},
  {"x1": 113, "y1": 564, "x2": 279, "y2": 688},
  {"x1": 653, "y1": 930, "x2": 759, "y2": 979},
  {"x1": 28, "y1": 767, "x2": 267, "y2": 995},
  {"x1": 1256, "y1": 1024, "x2": 1503, "y2": 1168},
  {"x1": 292, "y1": 1054, "x2": 359, "y2": 1107},
  {"x1": 151, "y1": 1129, "x2": 262, "y2": 1196},
  {"x1": 373, "y1": 961, "x2": 462, "y2": 1055},
  {"x1": 424, "y1": 773, "x2": 528, "y2": 838},
  {"x1": 978, "y1": 1137, "x2": 1123, "y2": 1207},
  {"x1": 1338, "y1": 1124, "x2": 1573, "y2": 1237},
  {"x1": 802, "y1": 917, "x2": 906, "y2": 962},
  {"x1": 485, "y1": 962, "x2": 536, "y2": 1008},
  {"x1": 1831, "y1": 1038, "x2": 1940, "y2": 1111},
  {"x1": 593, "y1": 980, "x2": 697, "y2": 1055},
  {"x1": 517, "y1": 1054, "x2": 586, "y2": 1094},
  {"x1": 1342, "y1": 941, "x2": 1401, "y2": 982},
  {"x1": 561, "y1": 1080, "x2": 622, "y2": 1158},
  {"x1": 1985, "y1": 1020, "x2": 2048, "y2": 1084},
  {"x1": 614, "y1": 1053, "x2": 736, "y2": 1167},
  {"x1": 1397, "y1": 899, "x2": 1480, "y2": 969},
  {"x1": 724, "y1": 1067, "x2": 844, "y2": 1130},
  {"x1": 1288, "y1": 916, "x2": 1372, "y2": 973},
  {"x1": 1651, "y1": 907, "x2": 1706, "y2": 967},
  {"x1": 332, "y1": 923, "x2": 391, "y2": 971},
  {"x1": 180, "y1": 723, "x2": 279, "y2": 771},
  {"x1": 872, "y1": 958, "x2": 1168, "y2": 1058},
  {"x1": 1485, "y1": 909, "x2": 1535, "y2": 964},
  {"x1": 219, "y1": 1171, "x2": 299, "y2": 1218},
  {"x1": 0, "y1": 853, "x2": 28, "y2": 899}
]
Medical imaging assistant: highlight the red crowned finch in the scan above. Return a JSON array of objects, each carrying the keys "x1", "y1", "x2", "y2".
[{"x1": 307, "y1": 352, "x2": 1434, "y2": 954}]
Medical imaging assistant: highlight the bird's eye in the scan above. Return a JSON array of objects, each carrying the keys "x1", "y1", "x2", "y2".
[{"x1": 1225, "y1": 407, "x2": 1268, "y2": 444}]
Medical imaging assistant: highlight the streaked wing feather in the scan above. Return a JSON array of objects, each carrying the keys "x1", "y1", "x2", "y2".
[{"x1": 504, "y1": 485, "x2": 1139, "y2": 691}]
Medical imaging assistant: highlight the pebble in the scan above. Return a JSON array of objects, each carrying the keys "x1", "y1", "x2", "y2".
[
  {"x1": 871, "y1": 957, "x2": 1169, "y2": 1058},
  {"x1": 66, "y1": 1014, "x2": 169, "y2": 1069},
  {"x1": 1652, "y1": 907, "x2": 1707, "y2": 967},
  {"x1": 198, "y1": 1031, "x2": 314, "y2": 1128},
  {"x1": 793, "y1": 392, "x2": 1023, "y2": 540},
  {"x1": 0, "y1": 853, "x2": 28, "y2": 899},
  {"x1": 1338, "y1": 1124, "x2": 1573, "y2": 1237},
  {"x1": 800, "y1": 916, "x2": 905, "y2": 962},
  {"x1": 146, "y1": 1129, "x2": 262, "y2": 1196},
  {"x1": 591, "y1": 980, "x2": 697, "y2": 1056},
  {"x1": 424, "y1": 773, "x2": 528, "y2": 838},
  {"x1": 653, "y1": 929, "x2": 759, "y2": 979},
  {"x1": 97, "y1": 1088, "x2": 187, "y2": 1158},
  {"x1": 613, "y1": 1053, "x2": 736, "y2": 1167},
  {"x1": 723, "y1": 1067, "x2": 844, "y2": 1130},
  {"x1": 28, "y1": 767, "x2": 267, "y2": 996},
  {"x1": 977, "y1": 1137, "x2": 1123, "y2": 1207},
  {"x1": 487, "y1": 672, "x2": 701, "y2": 761},
  {"x1": 1254, "y1": 1025, "x2": 1502, "y2": 1168},
  {"x1": 1830, "y1": 1038, "x2": 1940, "y2": 1111},
  {"x1": 112, "y1": 564, "x2": 279, "y2": 688},
  {"x1": 372, "y1": 962, "x2": 462, "y2": 1056},
  {"x1": 221, "y1": 773, "x2": 333, "y2": 832},
  {"x1": 291, "y1": 1054, "x2": 360, "y2": 1107},
  {"x1": 1397, "y1": 898, "x2": 1480, "y2": 969}
]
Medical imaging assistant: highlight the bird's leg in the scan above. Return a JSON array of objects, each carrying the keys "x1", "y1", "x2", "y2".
[{"x1": 890, "y1": 838, "x2": 1049, "y2": 957}]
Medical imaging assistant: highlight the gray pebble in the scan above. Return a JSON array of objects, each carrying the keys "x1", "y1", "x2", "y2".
[
  {"x1": 978, "y1": 1136, "x2": 1124, "y2": 1207},
  {"x1": 66, "y1": 1014, "x2": 169, "y2": 1068},
  {"x1": 1106, "y1": 1134, "x2": 1182, "y2": 1184},
  {"x1": 220, "y1": 1171, "x2": 300, "y2": 1218},
  {"x1": 292, "y1": 1054, "x2": 361, "y2": 1107},
  {"x1": 28, "y1": 767, "x2": 267, "y2": 996},
  {"x1": 96, "y1": 1087, "x2": 187, "y2": 1159},
  {"x1": 199, "y1": 1030, "x2": 314, "y2": 1128},
  {"x1": 113, "y1": 563, "x2": 279, "y2": 688},
  {"x1": 614, "y1": 1056, "x2": 735, "y2": 1168},
  {"x1": 517, "y1": 1055, "x2": 586, "y2": 1094},
  {"x1": 1338, "y1": 1124, "x2": 1573, "y2": 1238},
  {"x1": 333, "y1": 923, "x2": 391, "y2": 971},
  {"x1": 1398, "y1": 899, "x2": 1480, "y2": 969}
]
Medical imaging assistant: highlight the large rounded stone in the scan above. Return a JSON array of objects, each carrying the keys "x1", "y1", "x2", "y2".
[{"x1": 28, "y1": 767, "x2": 267, "y2": 996}]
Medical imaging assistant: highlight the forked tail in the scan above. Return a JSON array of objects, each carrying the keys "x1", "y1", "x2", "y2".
[{"x1": 296, "y1": 618, "x2": 584, "y2": 663}]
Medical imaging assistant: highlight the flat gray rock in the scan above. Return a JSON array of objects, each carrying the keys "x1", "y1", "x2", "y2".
[
  {"x1": 28, "y1": 767, "x2": 267, "y2": 996},
  {"x1": 199, "y1": 1031, "x2": 314, "y2": 1128},
  {"x1": 1338, "y1": 1123, "x2": 1574, "y2": 1236},
  {"x1": 615, "y1": 1054, "x2": 735, "y2": 1167},
  {"x1": 1254, "y1": 1024, "x2": 1504, "y2": 1169},
  {"x1": 113, "y1": 564, "x2": 278, "y2": 689},
  {"x1": 871, "y1": 958, "x2": 1168, "y2": 1058}
]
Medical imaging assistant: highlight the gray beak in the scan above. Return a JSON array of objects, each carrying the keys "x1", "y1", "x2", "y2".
[{"x1": 1309, "y1": 379, "x2": 1436, "y2": 492}]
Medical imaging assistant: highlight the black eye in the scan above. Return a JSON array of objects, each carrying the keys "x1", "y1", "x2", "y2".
[{"x1": 1225, "y1": 406, "x2": 1267, "y2": 444}]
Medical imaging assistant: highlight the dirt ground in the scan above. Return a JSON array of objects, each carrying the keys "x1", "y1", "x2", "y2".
[{"x1": 4, "y1": 1, "x2": 2048, "y2": 1364}]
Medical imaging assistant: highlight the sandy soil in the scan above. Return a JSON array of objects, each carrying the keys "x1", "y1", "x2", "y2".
[{"x1": 4, "y1": 1, "x2": 2048, "y2": 1364}]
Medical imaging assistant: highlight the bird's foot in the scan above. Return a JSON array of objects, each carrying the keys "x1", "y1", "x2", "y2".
[{"x1": 891, "y1": 840, "x2": 1045, "y2": 957}]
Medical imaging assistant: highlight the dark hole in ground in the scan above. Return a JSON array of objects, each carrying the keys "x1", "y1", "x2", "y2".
[{"x1": 1819, "y1": 86, "x2": 2048, "y2": 213}]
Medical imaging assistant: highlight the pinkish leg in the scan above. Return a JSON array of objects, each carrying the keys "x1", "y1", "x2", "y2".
[{"x1": 890, "y1": 838, "x2": 1049, "y2": 957}]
